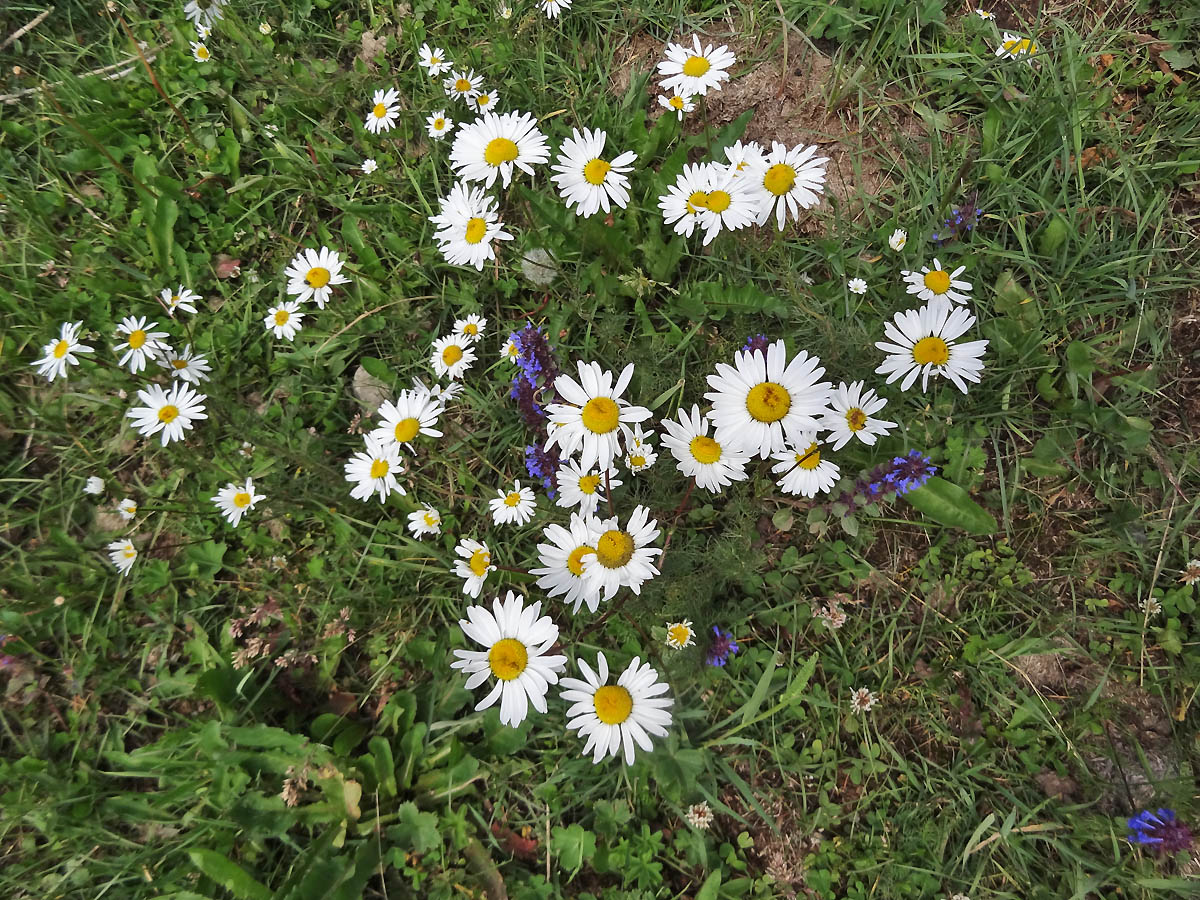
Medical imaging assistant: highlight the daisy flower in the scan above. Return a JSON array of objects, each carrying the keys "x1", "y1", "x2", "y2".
[
  {"x1": 532, "y1": 512, "x2": 605, "y2": 615},
  {"x1": 850, "y1": 687, "x2": 879, "y2": 714},
  {"x1": 126, "y1": 382, "x2": 208, "y2": 446},
  {"x1": 875, "y1": 300, "x2": 988, "y2": 393},
  {"x1": 195, "y1": 22, "x2": 212, "y2": 39},
  {"x1": 258, "y1": 22, "x2": 272, "y2": 34},
  {"x1": 443, "y1": 69, "x2": 484, "y2": 102},
  {"x1": 555, "y1": 459, "x2": 621, "y2": 516},
  {"x1": 498, "y1": 2, "x2": 513, "y2": 18},
  {"x1": 31, "y1": 321, "x2": 93, "y2": 382},
  {"x1": 212, "y1": 477, "x2": 265, "y2": 527},
  {"x1": 412, "y1": 377, "x2": 464, "y2": 412},
  {"x1": 83, "y1": 476, "x2": 105, "y2": 496},
  {"x1": 470, "y1": 90, "x2": 500, "y2": 114},
  {"x1": 114, "y1": 315, "x2": 170, "y2": 374},
  {"x1": 696, "y1": 164, "x2": 757, "y2": 246},
  {"x1": 975, "y1": 8, "x2": 994, "y2": 18},
  {"x1": 418, "y1": 43, "x2": 452, "y2": 77},
  {"x1": 848, "y1": 278, "x2": 868, "y2": 295},
  {"x1": 704, "y1": 338, "x2": 833, "y2": 458},
  {"x1": 996, "y1": 32, "x2": 1039, "y2": 61},
  {"x1": 157, "y1": 344, "x2": 212, "y2": 384},
  {"x1": 159, "y1": 285, "x2": 201, "y2": 316},
  {"x1": 370, "y1": 391, "x2": 443, "y2": 449},
  {"x1": 183, "y1": 0, "x2": 226, "y2": 28},
  {"x1": 658, "y1": 162, "x2": 713, "y2": 238},
  {"x1": 500, "y1": 336, "x2": 520, "y2": 363},
  {"x1": 665, "y1": 620, "x2": 695, "y2": 649},
  {"x1": 544, "y1": 361, "x2": 653, "y2": 472},
  {"x1": 361, "y1": 158, "x2": 378, "y2": 175},
  {"x1": 888, "y1": 228, "x2": 907, "y2": 251},
  {"x1": 451, "y1": 591, "x2": 567, "y2": 727},
  {"x1": 453, "y1": 314, "x2": 487, "y2": 343},
  {"x1": 489, "y1": 480, "x2": 537, "y2": 526},
  {"x1": 430, "y1": 333, "x2": 477, "y2": 380},
  {"x1": 901, "y1": 258, "x2": 972, "y2": 305},
  {"x1": 429, "y1": 181, "x2": 514, "y2": 271},
  {"x1": 685, "y1": 801, "x2": 714, "y2": 830},
  {"x1": 284, "y1": 246, "x2": 350, "y2": 308},
  {"x1": 1180, "y1": 560, "x2": 1200, "y2": 586},
  {"x1": 344, "y1": 435, "x2": 406, "y2": 503},
  {"x1": 746, "y1": 141, "x2": 829, "y2": 230},
  {"x1": 426, "y1": 110, "x2": 455, "y2": 140},
  {"x1": 579, "y1": 505, "x2": 661, "y2": 602},
  {"x1": 364, "y1": 87, "x2": 401, "y2": 134},
  {"x1": 407, "y1": 504, "x2": 442, "y2": 538},
  {"x1": 549, "y1": 127, "x2": 638, "y2": 219},
  {"x1": 541, "y1": 0, "x2": 572, "y2": 17},
  {"x1": 190, "y1": 42, "x2": 212, "y2": 63},
  {"x1": 624, "y1": 444, "x2": 657, "y2": 473},
  {"x1": 560, "y1": 652, "x2": 673, "y2": 765},
  {"x1": 264, "y1": 301, "x2": 305, "y2": 340},
  {"x1": 660, "y1": 404, "x2": 751, "y2": 493},
  {"x1": 657, "y1": 35, "x2": 736, "y2": 97},
  {"x1": 657, "y1": 93, "x2": 695, "y2": 120},
  {"x1": 118, "y1": 498, "x2": 137, "y2": 520},
  {"x1": 107, "y1": 539, "x2": 138, "y2": 576},
  {"x1": 822, "y1": 381, "x2": 897, "y2": 450},
  {"x1": 449, "y1": 110, "x2": 550, "y2": 189},
  {"x1": 454, "y1": 538, "x2": 496, "y2": 598},
  {"x1": 724, "y1": 139, "x2": 765, "y2": 176},
  {"x1": 772, "y1": 438, "x2": 840, "y2": 497}
]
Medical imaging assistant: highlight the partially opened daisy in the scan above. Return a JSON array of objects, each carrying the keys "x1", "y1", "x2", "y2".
[
  {"x1": 665, "y1": 620, "x2": 695, "y2": 649},
  {"x1": 876, "y1": 300, "x2": 988, "y2": 393},
  {"x1": 451, "y1": 591, "x2": 567, "y2": 727},
  {"x1": 126, "y1": 382, "x2": 208, "y2": 446},
  {"x1": 190, "y1": 41, "x2": 212, "y2": 63},
  {"x1": 490, "y1": 480, "x2": 537, "y2": 526},
  {"x1": 555, "y1": 459, "x2": 620, "y2": 516},
  {"x1": 32, "y1": 321, "x2": 93, "y2": 382},
  {"x1": 361, "y1": 158, "x2": 378, "y2": 175},
  {"x1": 579, "y1": 505, "x2": 661, "y2": 602},
  {"x1": 284, "y1": 246, "x2": 350, "y2": 308},
  {"x1": 657, "y1": 93, "x2": 695, "y2": 120},
  {"x1": 657, "y1": 35, "x2": 735, "y2": 96},
  {"x1": 550, "y1": 127, "x2": 638, "y2": 219},
  {"x1": 114, "y1": 315, "x2": 170, "y2": 374},
  {"x1": 429, "y1": 181, "x2": 513, "y2": 271},
  {"x1": 696, "y1": 164, "x2": 757, "y2": 246},
  {"x1": 746, "y1": 141, "x2": 829, "y2": 230},
  {"x1": 364, "y1": 87, "x2": 401, "y2": 134},
  {"x1": 453, "y1": 314, "x2": 487, "y2": 343},
  {"x1": 541, "y1": 0, "x2": 572, "y2": 17},
  {"x1": 901, "y1": 258, "x2": 972, "y2": 305},
  {"x1": 83, "y1": 476, "x2": 105, "y2": 496},
  {"x1": 888, "y1": 228, "x2": 908, "y2": 251},
  {"x1": 724, "y1": 139, "x2": 765, "y2": 176},
  {"x1": 212, "y1": 477, "x2": 265, "y2": 527},
  {"x1": 407, "y1": 504, "x2": 442, "y2": 538},
  {"x1": 157, "y1": 344, "x2": 212, "y2": 384},
  {"x1": 772, "y1": 437, "x2": 840, "y2": 497},
  {"x1": 159, "y1": 285, "x2": 200, "y2": 316},
  {"x1": 418, "y1": 43, "x2": 452, "y2": 77},
  {"x1": 370, "y1": 391, "x2": 443, "y2": 449},
  {"x1": 660, "y1": 404, "x2": 751, "y2": 493},
  {"x1": 532, "y1": 512, "x2": 605, "y2": 614},
  {"x1": 118, "y1": 498, "x2": 137, "y2": 520},
  {"x1": 344, "y1": 435, "x2": 405, "y2": 503},
  {"x1": 658, "y1": 162, "x2": 714, "y2": 238},
  {"x1": 544, "y1": 361, "x2": 652, "y2": 472},
  {"x1": 705, "y1": 339, "x2": 832, "y2": 458},
  {"x1": 454, "y1": 538, "x2": 496, "y2": 598},
  {"x1": 470, "y1": 90, "x2": 500, "y2": 115},
  {"x1": 822, "y1": 381, "x2": 897, "y2": 450},
  {"x1": 426, "y1": 110, "x2": 455, "y2": 140},
  {"x1": 560, "y1": 652, "x2": 673, "y2": 765},
  {"x1": 443, "y1": 69, "x2": 484, "y2": 102},
  {"x1": 107, "y1": 539, "x2": 138, "y2": 576},
  {"x1": 449, "y1": 110, "x2": 550, "y2": 189},
  {"x1": 500, "y1": 336, "x2": 520, "y2": 363},
  {"x1": 624, "y1": 443, "x2": 657, "y2": 473},
  {"x1": 264, "y1": 301, "x2": 304, "y2": 340},
  {"x1": 184, "y1": 0, "x2": 226, "y2": 28},
  {"x1": 430, "y1": 334, "x2": 477, "y2": 380},
  {"x1": 996, "y1": 32, "x2": 1039, "y2": 61}
]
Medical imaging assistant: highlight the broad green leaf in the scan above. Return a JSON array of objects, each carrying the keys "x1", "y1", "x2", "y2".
[
  {"x1": 695, "y1": 869, "x2": 722, "y2": 900},
  {"x1": 387, "y1": 802, "x2": 440, "y2": 854},
  {"x1": 551, "y1": 823, "x2": 596, "y2": 872},
  {"x1": 187, "y1": 849, "x2": 270, "y2": 900},
  {"x1": 904, "y1": 477, "x2": 997, "y2": 534}
]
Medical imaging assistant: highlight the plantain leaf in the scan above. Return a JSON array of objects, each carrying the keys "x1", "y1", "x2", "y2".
[
  {"x1": 187, "y1": 849, "x2": 271, "y2": 900},
  {"x1": 903, "y1": 477, "x2": 997, "y2": 534}
]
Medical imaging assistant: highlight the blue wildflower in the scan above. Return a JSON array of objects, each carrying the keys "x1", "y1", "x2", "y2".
[
  {"x1": 524, "y1": 444, "x2": 561, "y2": 495},
  {"x1": 741, "y1": 334, "x2": 770, "y2": 357},
  {"x1": 706, "y1": 627, "x2": 739, "y2": 667},
  {"x1": 1127, "y1": 809, "x2": 1193, "y2": 855}
]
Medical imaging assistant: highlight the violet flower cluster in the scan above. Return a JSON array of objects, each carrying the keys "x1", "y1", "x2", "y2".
[
  {"x1": 508, "y1": 324, "x2": 563, "y2": 493},
  {"x1": 706, "y1": 627, "x2": 739, "y2": 667},
  {"x1": 1127, "y1": 808, "x2": 1193, "y2": 855},
  {"x1": 932, "y1": 196, "x2": 983, "y2": 246},
  {"x1": 826, "y1": 450, "x2": 938, "y2": 516}
]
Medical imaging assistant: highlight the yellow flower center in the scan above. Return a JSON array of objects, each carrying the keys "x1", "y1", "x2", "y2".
[
  {"x1": 454, "y1": 78, "x2": 472, "y2": 93},
  {"x1": 393, "y1": 417, "x2": 420, "y2": 442},
  {"x1": 430, "y1": 55, "x2": 441, "y2": 64},
  {"x1": 488, "y1": 638, "x2": 527, "y2": 681},
  {"x1": 567, "y1": 544, "x2": 594, "y2": 577},
  {"x1": 682, "y1": 56, "x2": 711, "y2": 77},
  {"x1": 578, "y1": 474, "x2": 601, "y2": 494},
  {"x1": 763, "y1": 163, "x2": 796, "y2": 196},
  {"x1": 123, "y1": 547, "x2": 137, "y2": 559},
  {"x1": 846, "y1": 407, "x2": 868, "y2": 432},
  {"x1": 469, "y1": 547, "x2": 491, "y2": 576},
  {"x1": 686, "y1": 190, "x2": 709, "y2": 214},
  {"x1": 913, "y1": 336, "x2": 950, "y2": 366},
  {"x1": 668, "y1": 623, "x2": 692, "y2": 645},
  {"x1": 595, "y1": 529, "x2": 634, "y2": 569},
  {"x1": 170, "y1": 358, "x2": 188, "y2": 370},
  {"x1": 706, "y1": 190, "x2": 731, "y2": 213},
  {"x1": 1005, "y1": 38, "x2": 1037, "y2": 54},
  {"x1": 157, "y1": 404, "x2": 179, "y2": 423},
  {"x1": 504, "y1": 491, "x2": 522, "y2": 507},
  {"x1": 369, "y1": 459, "x2": 390, "y2": 479},
  {"x1": 669, "y1": 96, "x2": 685, "y2": 110},
  {"x1": 274, "y1": 309, "x2": 290, "y2": 325},
  {"x1": 442, "y1": 344, "x2": 464, "y2": 366},
  {"x1": 373, "y1": 102, "x2": 387, "y2": 118},
  {"x1": 689, "y1": 435, "x2": 722, "y2": 464},
  {"x1": 233, "y1": 491, "x2": 252, "y2": 508},
  {"x1": 52, "y1": 339, "x2": 70, "y2": 358},
  {"x1": 423, "y1": 512, "x2": 438, "y2": 526},
  {"x1": 580, "y1": 397, "x2": 619, "y2": 434},
  {"x1": 507, "y1": 344, "x2": 519, "y2": 357},
  {"x1": 745, "y1": 381, "x2": 791, "y2": 423},
  {"x1": 630, "y1": 454, "x2": 646, "y2": 468},
  {"x1": 796, "y1": 442, "x2": 821, "y2": 470},
  {"x1": 128, "y1": 329, "x2": 147, "y2": 349},
  {"x1": 477, "y1": 94, "x2": 492, "y2": 107},
  {"x1": 583, "y1": 158, "x2": 611, "y2": 186},
  {"x1": 593, "y1": 684, "x2": 633, "y2": 725},
  {"x1": 196, "y1": 45, "x2": 210, "y2": 60},
  {"x1": 484, "y1": 137, "x2": 519, "y2": 166},
  {"x1": 464, "y1": 217, "x2": 487, "y2": 244},
  {"x1": 305, "y1": 266, "x2": 331, "y2": 289},
  {"x1": 923, "y1": 270, "x2": 951, "y2": 295}
]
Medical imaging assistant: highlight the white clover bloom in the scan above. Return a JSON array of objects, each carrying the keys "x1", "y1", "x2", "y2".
[
  {"x1": 850, "y1": 687, "x2": 879, "y2": 713},
  {"x1": 685, "y1": 801, "x2": 714, "y2": 830}
]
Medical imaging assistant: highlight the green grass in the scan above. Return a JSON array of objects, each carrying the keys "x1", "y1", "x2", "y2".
[{"x1": 1, "y1": 0, "x2": 1199, "y2": 898}]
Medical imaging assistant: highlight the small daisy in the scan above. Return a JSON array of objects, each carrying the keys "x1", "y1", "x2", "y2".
[
  {"x1": 624, "y1": 444, "x2": 657, "y2": 473},
  {"x1": 430, "y1": 334, "x2": 477, "y2": 380},
  {"x1": 545, "y1": 361, "x2": 653, "y2": 472},
  {"x1": 344, "y1": 435, "x2": 406, "y2": 503},
  {"x1": 443, "y1": 69, "x2": 484, "y2": 102},
  {"x1": 195, "y1": 22, "x2": 212, "y2": 39},
  {"x1": 996, "y1": 32, "x2": 1039, "y2": 61},
  {"x1": 454, "y1": 538, "x2": 496, "y2": 598},
  {"x1": 418, "y1": 43, "x2": 452, "y2": 77},
  {"x1": 772, "y1": 438, "x2": 840, "y2": 497},
  {"x1": 822, "y1": 381, "x2": 897, "y2": 450},
  {"x1": 118, "y1": 498, "x2": 138, "y2": 521},
  {"x1": 875, "y1": 300, "x2": 988, "y2": 393},
  {"x1": 532, "y1": 512, "x2": 605, "y2": 615},
  {"x1": 498, "y1": 2, "x2": 513, "y2": 18},
  {"x1": 284, "y1": 246, "x2": 350, "y2": 308},
  {"x1": 696, "y1": 165, "x2": 757, "y2": 246},
  {"x1": 212, "y1": 477, "x2": 265, "y2": 527},
  {"x1": 555, "y1": 459, "x2": 621, "y2": 516},
  {"x1": 159, "y1": 285, "x2": 201, "y2": 316},
  {"x1": 364, "y1": 87, "x2": 401, "y2": 134},
  {"x1": 470, "y1": 90, "x2": 500, "y2": 114},
  {"x1": 888, "y1": 228, "x2": 907, "y2": 251},
  {"x1": 560, "y1": 652, "x2": 673, "y2": 765},
  {"x1": 660, "y1": 404, "x2": 751, "y2": 493},
  {"x1": 264, "y1": 301, "x2": 305, "y2": 340},
  {"x1": 183, "y1": 0, "x2": 226, "y2": 28},
  {"x1": 449, "y1": 110, "x2": 550, "y2": 189},
  {"x1": 658, "y1": 162, "x2": 714, "y2": 238},
  {"x1": 665, "y1": 620, "x2": 695, "y2": 649},
  {"x1": 107, "y1": 539, "x2": 138, "y2": 576},
  {"x1": 848, "y1": 277, "x2": 868, "y2": 295},
  {"x1": 126, "y1": 382, "x2": 208, "y2": 446},
  {"x1": 83, "y1": 476, "x2": 105, "y2": 496},
  {"x1": 31, "y1": 321, "x2": 93, "y2": 382},
  {"x1": 407, "y1": 504, "x2": 442, "y2": 538},
  {"x1": 685, "y1": 801, "x2": 714, "y2": 830},
  {"x1": 579, "y1": 505, "x2": 661, "y2": 602},
  {"x1": 657, "y1": 35, "x2": 736, "y2": 97},
  {"x1": 747, "y1": 141, "x2": 829, "y2": 230},
  {"x1": 1139, "y1": 596, "x2": 1162, "y2": 616},
  {"x1": 500, "y1": 336, "x2": 520, "y2": 363},
  {"x1": 850, "y1": 687, "x2": 878, "y2": 714},
  {"x1": 549, "y1": 127, "x2": 638, "y2": 219},
  {"x1": 429, "y1": 181, "x2": 514, "y2": 271},
  {"x1": 361, "y1": 158, "x2": 378, "y2": 175},
  {"x1": 190, "y1": 41, "x2": 212, "y2": 63},
  {"x1": 258, "y1": 22, "x2": 272, "y2": 34},
  {"x1": 412, "y1": 377, "x2": 464, "y2": 412},
  {"x1": 1180, "y1": 560, "x2": 1200, "y2": 586},
  {"x1": 541, "y1": 0, "x2": 572, "y2": 17},
  {"x1": 370, "y1": 391, "x2": 443, "y2": 449},
  {"x1": 657, "y1": 93, "x2": 695, "y2": 120},
  {"x1": 157, "y1": 344, "x2": 212, "y2": 384},
  {"x1": 974, "y1": 8, "x2": 994, "y2": 18},
  {"x1": 724, "y1": 139, "x2": 765, "y2": 176},
  {"x1": 453, "y1": 314, "x2": 487, "y2": 343},
  {"x1": 426, "y1": 110, "x2": 455, "y2": 140},
  {"x1": 902, "y1": 258, "x2": 972, "y2": 305},
  {"x1": 451, "y1": 591, "x2": 567, "y2": 727},
  {"x1": 489, "y1": 480, "x2": 537, "y2": 526},
  {"x1": 114, "y1": 315, "x2": 170, "y2": 374}
]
